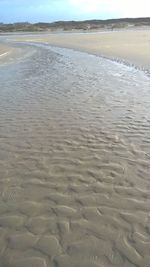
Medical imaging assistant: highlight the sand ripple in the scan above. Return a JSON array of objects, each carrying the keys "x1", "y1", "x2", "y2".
[{"x1": 0, "y1": 42, "x2": 150, "y2": 267}]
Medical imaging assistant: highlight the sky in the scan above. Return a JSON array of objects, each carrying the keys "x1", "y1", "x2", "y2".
[{"x1": 0, "y1": 0, "x2": 150, "y2": 23}]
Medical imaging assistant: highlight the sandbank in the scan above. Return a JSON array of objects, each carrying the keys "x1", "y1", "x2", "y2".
[{"x1": 20, "y1": 29, "x2": 150, "y2": 70}]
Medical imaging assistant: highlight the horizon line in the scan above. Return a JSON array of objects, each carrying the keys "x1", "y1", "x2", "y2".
[{"x1": 1, "y1": 16, "x2": 150, "y2": 24}]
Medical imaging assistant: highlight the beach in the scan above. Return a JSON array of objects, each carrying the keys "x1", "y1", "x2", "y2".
[{"x1": 0, "y1": 32, "x2": 150, "y2": 267}]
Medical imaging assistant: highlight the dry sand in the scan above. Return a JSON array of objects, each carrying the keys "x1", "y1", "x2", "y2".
[{"x1": 19, "y1": 29, "x2": 150, "y2": 70}]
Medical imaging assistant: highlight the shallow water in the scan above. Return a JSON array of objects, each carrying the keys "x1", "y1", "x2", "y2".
[{"x1": 0, "y1": 39, "x2": 150, "y2": 267}]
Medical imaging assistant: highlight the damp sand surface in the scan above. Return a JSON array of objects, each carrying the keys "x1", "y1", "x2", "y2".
[{"x1": 0, "y1": 38, "x2": 150, "y2": 267}]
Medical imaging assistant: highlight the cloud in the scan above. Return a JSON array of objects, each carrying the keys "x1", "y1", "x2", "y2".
[{"x1": 68, "y1": 0, "x2": 150, "y2": 18}]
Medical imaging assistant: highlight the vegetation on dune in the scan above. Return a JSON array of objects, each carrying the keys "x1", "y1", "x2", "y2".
[{"x1": 0, "y1": 17, "x2": 150, "y2": 32}]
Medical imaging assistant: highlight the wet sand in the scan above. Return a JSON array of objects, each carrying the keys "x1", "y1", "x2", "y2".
[
  {"x1": 18, "y1": 29, "x2": 150, "y2": 70},
  {"x1": 0, "y1": 37, "x2": 150, "y2": 267}
]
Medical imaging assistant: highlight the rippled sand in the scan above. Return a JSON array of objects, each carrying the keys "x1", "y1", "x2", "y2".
[{"x1": 0, "y1": 39, "x2": 150, "y2": 267}]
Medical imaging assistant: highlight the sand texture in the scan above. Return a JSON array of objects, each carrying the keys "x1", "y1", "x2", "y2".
[
  {"x1": 0, "y1": 38, "x2": 150, "y2": 267},
  {"x1": 17, "y1": 29, "x2": 150, "y2": 71}
]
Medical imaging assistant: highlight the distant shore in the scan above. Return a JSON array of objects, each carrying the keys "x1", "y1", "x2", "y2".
[{"x1": 0, "y1": 17, "x2": 150, "y2": 32}]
